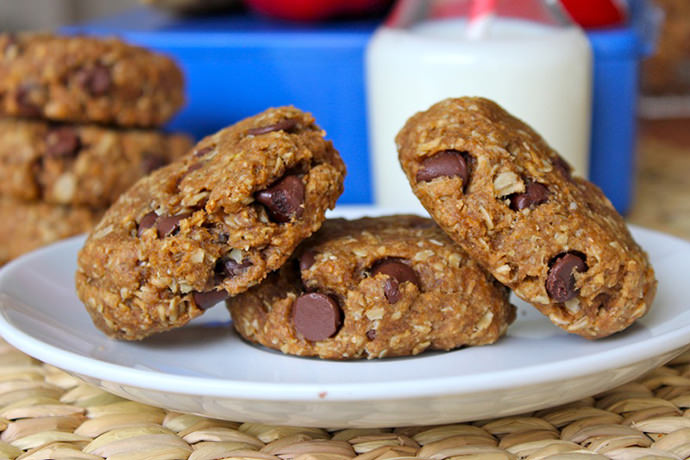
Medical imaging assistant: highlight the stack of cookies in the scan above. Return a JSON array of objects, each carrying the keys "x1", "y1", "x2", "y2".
[
  {"x1": 0, "y1": 33, "x2": 192, "y2": 265},
  {"x1": 75, "y1": 98, "x2": 657, "y2": 360}
]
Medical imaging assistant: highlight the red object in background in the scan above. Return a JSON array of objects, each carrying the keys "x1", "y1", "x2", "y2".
[
  {"x1": 559, "y1": 0, "x2": 627, "y2": 28},
  {"x1": 245, "y1": 0, "x2": 391, "y2": 21}
]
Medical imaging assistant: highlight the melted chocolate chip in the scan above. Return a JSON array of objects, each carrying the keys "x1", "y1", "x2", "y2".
[
  {"x1": 193, "y1": 146, "x2": 213, "y2": 157},
  {"x1": 176, "y1": 162, "x2": 204, "y2": 187},
  {"x1": 408, "y1": 218, "x2": 435, "y2": 229},
  {"x1": 156, "y1": 213, "x2": 191, "y2": 237},
  {"x1": 371, "y1": 258, "x2": 421, "y2": 304},
  {"x1": 552, "y1": 155, "x2": 572, "y2": 179},
  {"x1": 193, "y1": 289, "x2": 229, "y2": 310},
  {"x1": 292, "y1": 292, "x2": 342, "y2": 341},
  {"x1": 299, "y1": 249, "x2": 316, "y2": 272},
  {"x1": 215, "y1": 256, "x2": 252, "y2": 279},
  {"x1": 383, "y1": 278, "x2": 401, "y2": 304},
  {"x1": 416, "y1": 150, "x2": 469, "y2": 188},
  {"x1": 366, "y1": 329, "x2": 376, "y2": 340},
  {"x1": 74, "y1": 64, "x2": 111, "y2": 96},
  {"x1": 15, "y1": 84, "x2": 41, "y2": 117},
  {"x1": 30, "y1": 157, "x2": 43, "y2": 186},
  {"x1": 510, "y1": 182, "x2": 549, "y2": 211},
  {"x1": 247, "y1": 118, "x2": 299, "y2": 136},
  {"x1": 137, "y1": 211, "x2": 158, "y2": 237},
  {"x1": 141, "y1": 153, "x2": 167, "y2": 174},
  {"x1": 546, "y1": 252, "x2": 588, "y2": 302},
  {"x1": 186, "y1": 162, "x2": 203, "y2": 174},
  {"x1": 45, "y1": 127, "x2": 81, "y2": 158},
  {"x1": 255, "y1": 175, "x2": 305, "y2": 223}
]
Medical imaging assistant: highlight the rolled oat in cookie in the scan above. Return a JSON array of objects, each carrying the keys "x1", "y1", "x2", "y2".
[
  {"x1": 76, "y1": 106, "x2": 345, "y2": 340},
  {"x1": 227, "y1": 215, "x2": 515, "y2": 360},
  {"x1": 396, "y1": 97, "x2": 656, "y2": 339},
  {"x1": 0, "y1": 33, "x2": 184, "y2": 127},
  {"x1": 0, "y1": 118, "x2": 191, "y2": 207}
]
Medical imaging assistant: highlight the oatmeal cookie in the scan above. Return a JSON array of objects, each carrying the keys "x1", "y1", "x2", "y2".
[
  {"x1": 76, "y1": 106, "x2": 345, "y2": 340},
  {"x1": 396, "y1": 97, "x2": 656, "y2": 339},
  {"x1": 0, "y1": 33, "x2": 184, "y2": 127},
  {"x1": 0, "y1": 118, "x2": 191, "y2": 207},
  {"x1": 228, "y1": 215, "x2": 515, "y2": 360},
  {"x1": 0, "y1": 198, "x2": 102, "y2": 265}
]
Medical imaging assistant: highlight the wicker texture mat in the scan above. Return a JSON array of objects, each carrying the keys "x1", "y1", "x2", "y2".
[{"x1": 0, "y1": 341, "x2": 690, "y2": 460}]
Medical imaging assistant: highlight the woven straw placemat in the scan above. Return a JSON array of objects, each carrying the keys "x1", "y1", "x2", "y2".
[{"x1": 0, "y1": 341, "x2": 689, "y2": 460}]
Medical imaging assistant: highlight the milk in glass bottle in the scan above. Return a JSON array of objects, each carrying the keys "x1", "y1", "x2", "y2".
[{"x1": 366, "y1": 0, "x2": 592, "y2": 212}]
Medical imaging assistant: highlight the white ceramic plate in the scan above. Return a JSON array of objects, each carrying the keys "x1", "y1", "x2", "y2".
[{"x1": 0, "y1": 206, "x2": 689, "y2": 428}]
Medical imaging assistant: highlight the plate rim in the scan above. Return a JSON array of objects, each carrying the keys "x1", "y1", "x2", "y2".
[{"x1": 0, "y1": 220, "x2": 688, "y2": 402}]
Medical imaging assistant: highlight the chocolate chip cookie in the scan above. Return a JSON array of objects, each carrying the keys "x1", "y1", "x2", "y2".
[
  {"x1": 0, "y1": 197, "x2": 101, "y2": 265},
  {"x1": 0, "y1": 118, "x2": 192, "y2": 207},
  {"x1": 0, "y1": 33, "x2": 184, "y2": 127},
  {"x1": 227, "y1": 215, "x2": 515, "y2": 360},
  {"x1": 396, "y1": 97, "x2": 656, "y2": 339},
  {"x1": 76, "y1": 106, "x2": 346, "y2": 340}
]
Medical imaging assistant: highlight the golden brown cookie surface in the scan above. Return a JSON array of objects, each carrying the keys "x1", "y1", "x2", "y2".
[
  {"x1": 228, "y1": 215, "x2": 515, "y2": 360},
  {"x1": 0, "y1": 33, "x2": 184, "y2": 127},
  {"x1": 0, "y1": 197, "x2": 101, "y2": 266},
  {"x1": 396, "y1": 97, "x2": 656, "y2": 339},
  {"x1": 0, "y1": 118, "x2": 191, "y2": 207},
  {"x1": 76, "y1": 107, "x2": 345, "y2": 340}
]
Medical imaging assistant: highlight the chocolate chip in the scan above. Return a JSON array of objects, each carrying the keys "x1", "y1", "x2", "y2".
[
  {"x1": 247, "y1": 118, "x2": 299, "y2": 136},
  {"x1": 409, "y1": 218, "x2": 435, "y2": 229},
  {"x1": 383, "y1": 278, "x2": 401, "y2": 304},
  {"x1": 510, "y1": 182, "x2": 549, "y2": 210},
  {"x1": 299, "y1": 249, "x2": 316, "y2": 271},
  {"x1": 74, "y1": 64, "x2": 111, "y2": 96},
  {"x1": 366, "y1": 329, "x2": 376, "y2": 340},
  {"x1": 255, "y1": 175, "x2": 305, "y2": 223},
  {"x1": 194, "y1": 146, "x2": 213, "y2": 157},
  {"x1": 215, "y1": 256, "x2": 252, "y2": 279},
  {"x1": 552, "y1": 155, "x2": 572, "y2": 179},
  {"x1": 546, "y1": 252, "x2": 587, "y2": 302},
  {"x1": 45, "y1": 127, "x2": 81, "y2": 158},
  {"x1": 15, "y1": 84, "x2": 41, "y2": 117},
  {"x1": 176, "y1": 162, "x2": 204, "y2": 187},
  {"x1": 156, "y1": 213, "x2": 191, "y2": 237},
  {"x1": 292, "y1": 292, "x2": 342, "y2": 341},
  {"x1": 216, "y1": 233, "x2": 229, "y2": 244},
  {"x1": 416, "y1": 150, "x2": 469, "y2": 189},
  {"x1": 371, "y1": 258, "x2": 421, "y2": 304},
  {"x1": 30, "y1": 157, "x2": 43, "y2": 186},
  {"x1": 137, "y1": 211, "x2": 158, "y2": 237},
  {"x1": 141, "y1": 153, "x2": 167, "y2": 174},
  {"x1": 193, "y1": 289, "x2": 229, "y2": 310},
  {"x1": 187, "y1": 162, "x2": 203, "y2": 174}
]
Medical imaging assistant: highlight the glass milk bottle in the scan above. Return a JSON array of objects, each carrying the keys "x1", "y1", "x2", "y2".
[{"x1": 366, "y1": 0, "x2": 592, "y2": 212}]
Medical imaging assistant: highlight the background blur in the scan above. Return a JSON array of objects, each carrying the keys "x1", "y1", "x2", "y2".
[
  {"x1": 0, "y1": 1, "x2": 139, "y2": 31},
  {"x1": 1, "y1": 0, "x2": 689, "y2": 240}
]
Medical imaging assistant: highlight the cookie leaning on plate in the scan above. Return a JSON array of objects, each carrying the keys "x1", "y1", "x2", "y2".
[
  {"x1": 0, "y1": 33, "x2": 184, "y2": 127},
  {"x1": 228, "y1": 215, "x2": 515, "y2": 360},
  {"x1": 0, "y1": 118, "x2": 192, "y2": 207},
  {"x1": 396, "y1": 97, "x2": 656, "y2": 339},
  {"x1": 76, "y1": 106, "x2": 346, "y2": 340}
]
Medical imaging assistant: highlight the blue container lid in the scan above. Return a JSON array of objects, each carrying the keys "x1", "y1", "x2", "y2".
[
  {"x1": 63, "y1": 7, "x2": 378, "y2": 48},
  {"x1": 586, "y1": 26, "x2": 642, "y2": 59},
  {"x1": 585, "y1": 0, "x2": 660, "y2": 59}
]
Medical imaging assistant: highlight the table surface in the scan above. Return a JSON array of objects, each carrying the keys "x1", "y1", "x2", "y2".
[{"x1": 628, "y1": 118, "x2": 690, "y2": 241}]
